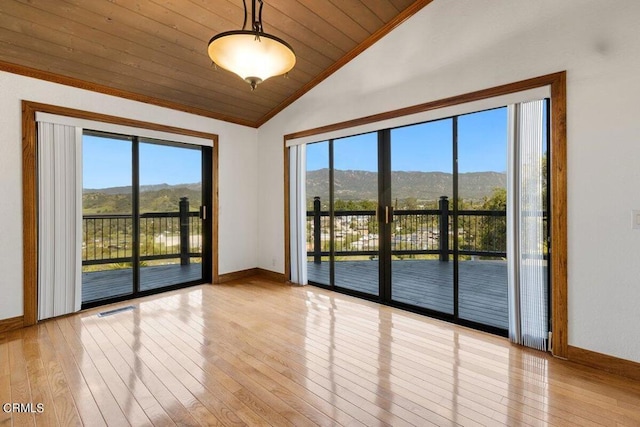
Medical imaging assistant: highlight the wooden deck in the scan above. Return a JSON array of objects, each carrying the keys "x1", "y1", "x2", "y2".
[
  {"x1": 82, "y1": 263, "x2": 202, "y2": 303},
  {"x1": 85, "y1": 260, "x2": 519, "y2": 330},
  {"x1": 308, "y1": 259, "x2": 517, "y2": 330},
  {"x1": 2, "y1": 279, "x2": 639, "y2": 426}
]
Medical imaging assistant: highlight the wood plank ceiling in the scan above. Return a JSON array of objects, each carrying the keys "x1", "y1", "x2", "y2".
[{"x1": 0, "y1": 0, "x2": 430, "y2": 127}]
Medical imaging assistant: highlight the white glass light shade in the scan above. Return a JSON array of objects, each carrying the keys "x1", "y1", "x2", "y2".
[{"x1": 208, "y1": 31, "x2": 296, "y2": 87}]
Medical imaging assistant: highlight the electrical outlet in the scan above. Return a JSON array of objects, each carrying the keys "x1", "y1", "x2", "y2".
[{"x1": 633, "y1": 210, "x2": 640, "y2": 230}]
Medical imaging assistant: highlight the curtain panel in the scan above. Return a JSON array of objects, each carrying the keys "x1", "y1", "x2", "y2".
[
  {"x1": 289, "y1": 145, "x2": 308, "y2": 285},
  {"x1": 507, "y1": 100, "x2": 549, "y2": 351},
  {"x1": 37, "y1": 122, "x2": 83, "y2": 320}
]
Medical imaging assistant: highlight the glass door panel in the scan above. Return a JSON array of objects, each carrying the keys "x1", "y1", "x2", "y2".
[
  {"x1": 82, "y1": 133, "x2": 134, "y2": 303},
  {"x1": 389, "y1": 119, "x2": 454, "y2": 313},
  {"x1": 333, "y1": 133, "x2": 379, "y2": 296},
  {"x1": 457, "y1": 108, "x2": 509, "y2": 329},
  {"x1": 138, "y1": 140, "x2": 203, "y2": 292},
  {"x1": 306, "y1": 141, "x2": 330, "y2": 286}
]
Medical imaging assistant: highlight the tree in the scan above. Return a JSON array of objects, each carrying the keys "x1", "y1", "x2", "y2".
[{"x1": 479, "y1": 187, "x2": 507, "y2": 252}]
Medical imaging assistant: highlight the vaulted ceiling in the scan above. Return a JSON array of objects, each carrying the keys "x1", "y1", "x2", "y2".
[{"x1": 0, "y1": 0, "x2": 431, "y2": 127}]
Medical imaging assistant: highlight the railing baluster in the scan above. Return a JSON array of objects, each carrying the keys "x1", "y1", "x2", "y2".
[{"x1": 313, "y1": 197, "x2": 321, "y2": 264}]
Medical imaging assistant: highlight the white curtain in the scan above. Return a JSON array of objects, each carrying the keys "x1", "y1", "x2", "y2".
[
  {"x1": 289, "y1": 145, "x2": 308, "y2": 285},
  {"x1": 37, "y1": 122, "x2": 83, "y2": 320},
  {"x1": 507, "y1": 100, "x2": 549, "y2": 351}
]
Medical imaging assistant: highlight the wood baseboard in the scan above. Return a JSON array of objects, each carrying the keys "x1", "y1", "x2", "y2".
[
  {"x1": 217, "y1": 267, "x2": 286, "y2": 284},
  {"x1": 568, "y1": 345, "x2": 640, "y2": 382},
  {"x1": 217, "y1": 268, "x2": 260, "y2": 284},
  {"x1": 0, "y1": 316, "x2": 24, "y2": 334},
  {"x1": 256, "y1": 268, "x2": 287, "y2": 283}
]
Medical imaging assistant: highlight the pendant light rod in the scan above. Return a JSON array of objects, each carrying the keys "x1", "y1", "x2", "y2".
[
  {"x1": 256, "y1": 0, "x2": 264, "y2": 32},
  {"x1": 242, "y1": 0, "x2": 248, "y2": 31}
]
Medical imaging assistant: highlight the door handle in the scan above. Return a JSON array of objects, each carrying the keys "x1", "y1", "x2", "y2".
[
  {"x1": 200, "y1": 206, "x2": 207, "y2": 220},
  {"x1": 379, "y1": 206, "x2": 394, "y2": 224}
]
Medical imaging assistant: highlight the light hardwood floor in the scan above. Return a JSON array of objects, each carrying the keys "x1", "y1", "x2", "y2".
[{"x1": 1, "y1": 277, "x2": 639, "y2": 426}]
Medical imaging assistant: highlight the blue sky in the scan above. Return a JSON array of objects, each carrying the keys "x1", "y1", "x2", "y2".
[
  {"x1": 83, "y1": 107, "x2": 510, "y2": 188},
  {"x1": 307, "y1": 107, "x2": 508, "y2": 173},
  {"x1": 83, "y1": 135, "x2": 202, "y2": 189}
]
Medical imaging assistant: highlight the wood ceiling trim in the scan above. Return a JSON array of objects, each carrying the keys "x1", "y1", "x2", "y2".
[
  {"x1": 0, "y1": 60, "x2": 256, "y2": 127},
  {"x1": 256, "y1": 0, "x2": 434, "y2": 127}
]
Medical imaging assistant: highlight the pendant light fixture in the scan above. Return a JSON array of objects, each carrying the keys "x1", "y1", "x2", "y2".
[{"x1": 207, "y1": 0, "x2": 296, "y2": 90}]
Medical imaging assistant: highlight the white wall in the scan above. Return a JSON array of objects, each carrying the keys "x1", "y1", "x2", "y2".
[
  {"x1": 257, "y1": 0, "x2": 640, "y2": 362},
  {"x1": 0, "y1": 71, "x2": 259, "y2": 320}
]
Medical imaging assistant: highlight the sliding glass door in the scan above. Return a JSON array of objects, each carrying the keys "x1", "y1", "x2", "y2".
[
  {"x1": 304, "y1": 102, "x2": 549, "y2": 335},
  {"x1": 82, "y1": 132, "x2": 212, "y2": 307},
  {"x1": 389, "y1": 119, "x2": 454, "y2": 314},
  {"x1": 138, "y1": 140, "x2": 204, "y2": 292},
  {"x1": 82, "y1": 133, "x2": 135, "y2": 302},
  {"x1": 457, "y1": 108, "x2": 509, "y2": 330},
  {"x1": 306, "y1": 133, "x2": 380, "y2": 298},
  {"x1": 333, "y1": 133, "x2": 380, "y2": 296}
]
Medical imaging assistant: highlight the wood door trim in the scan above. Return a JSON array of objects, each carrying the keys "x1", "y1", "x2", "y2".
[
  {"x1": 22, "y1": 100, "x2": 220, "y2": 325},
  {"x1": 282, "y1": 71, "x2": 568, "y2": 358}
]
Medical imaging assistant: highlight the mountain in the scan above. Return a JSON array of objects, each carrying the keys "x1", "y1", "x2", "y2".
[
  {"x1": 83, "y1": 183, "x2": 202, "y2": 214},
  {"x1": 306, "y1": 169, "x2": 505, "y2": 203},
  {"x1": 82, "y1": 170, "x2": 506, "y2": 214},
  {"x1": 83, "y1": 182, "x2": 201, "y2": 195}
]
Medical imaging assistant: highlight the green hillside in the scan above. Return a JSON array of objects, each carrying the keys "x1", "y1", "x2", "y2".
[{"x1": 83, "y1": 183, "x2": 202, "y2": 214}]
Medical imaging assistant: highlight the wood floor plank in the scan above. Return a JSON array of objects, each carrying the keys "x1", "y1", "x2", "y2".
[
  {"x1": 139, "y1": 312, "x2": 304, "y2": 426},
  {"x1": 100, "y1": 309, "x2": 259, "y2": 427},
  {"x1": 142, "y1": 299, "x2": 366, "y2": 427},
  {"x1": 6, "y1": 280, "x2": 640, "y2": 426},
  {"x1": 7, "y1": 331, "x2": 36, "y2": 427},
  {"x1": 149, "y1": 290, "x2": 396, "y2": 424},
  {"x1": 0, "y1": 377, "x2": 10, "y2": 426},
  {"x1": 120, "y1": 309, "x2": 314, "y2": 427},
  {"x1": 0, "y1": 337, "x2": 12, "y2": 426},
  {"x1": 21, "y1": 326, "x2": 79, "y2": 427},
  {"x1": 232, "y1": 282, "x2": 616, "y2": 425},
  {"x1": 38, "y1": 354, "x2": 83, "y2": 426},
  {"x1": 64, "y1": 317, "x2": 153, "y2": 426},
  {"x1": 179, "y1": 286, "x2": 523, "y2": 426},
  {"x1": 103, "y1": 316, "x2": 227, "y2": 426},
  {"x1": 55, "y1": 318, "x2": 132, "y2": 426},
  {"x1": 201, "y1": 296, "x2": 504, "y2": 426},
  {"x1": 88, "y1": 318, "x2": 201, "y2": 427},
  {"x1": 42, "y1": 321, "x2": 107, "y2": 427},
  {"x1": 76, "y1": 319, "x2": 176, "y2": 427},
  {"x1": 199, "y1": 281, "x2": 633, "y2": 425}
]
